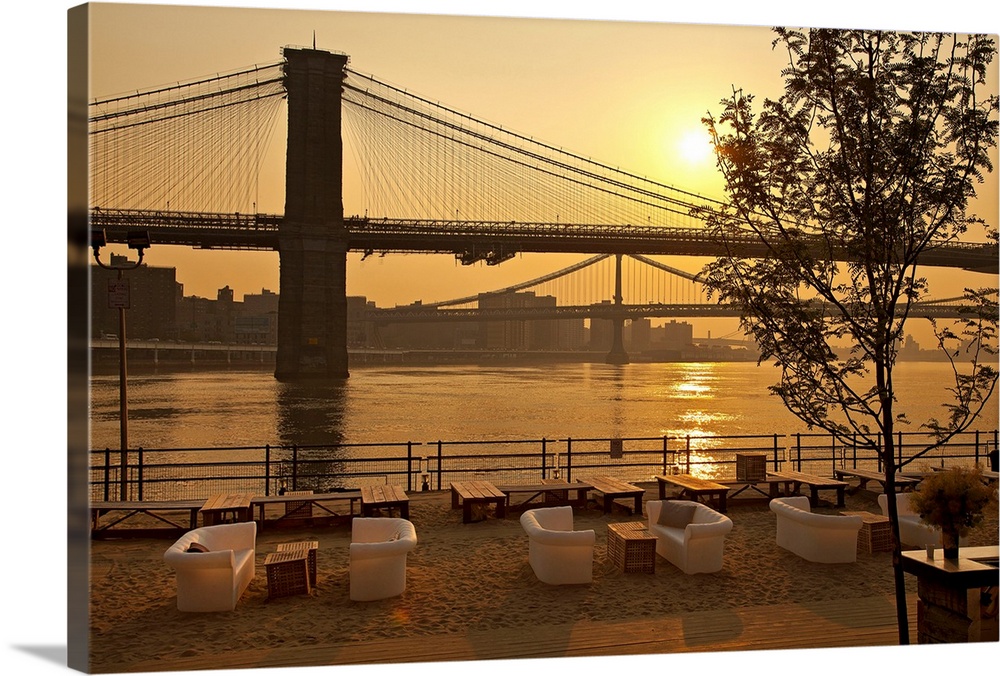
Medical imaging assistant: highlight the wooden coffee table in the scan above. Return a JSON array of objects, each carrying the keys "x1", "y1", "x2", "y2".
[
  {"x1": 607, "y1": 521, "x2": 656, "y2": 573},
  {"x1": 841, "y1": 511, "x2": 892, "y2": 554},
  {"x1": 264, "y1": 550, "x2": 311, "y2": 600},
  {"x1": 276, "y1": 540, "x2": 319, "y2": 586}
]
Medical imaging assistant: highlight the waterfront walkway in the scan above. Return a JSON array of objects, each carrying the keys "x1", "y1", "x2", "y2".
[{"x1": 126, "y1": 593, "x2": 917, "y2": 671}]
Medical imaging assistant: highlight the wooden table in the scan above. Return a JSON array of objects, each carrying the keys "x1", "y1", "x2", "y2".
[
  {"x1": 495, "y1": 480, "x2": 593, "y2": 512},
  {"x1": 360, "y1": 485, "x2": 410, "y2": 519},
  {"x1": 264, "y1": 550, "x2": 311, "y2": 600},
  {"x1": 841, "y1": 511, "x2": 892, "y2": 554},
  {"x1": 655, "y1": 474, "x2": 729, "y2": 513},
  {"x1": 607, "y1": 522, "x2": 656, "y2": 573},
  {"x1": 252, "y1": 491, "x2": 362, "y2": 529},
  {"x1": 833, "y1": 468, "x2": 921, "y2": 492},
  {"x1": 199, "y1": 493, "x2": 254, "y2": 526},
  {"x1": 90, "y1": 499, "x2": 204, "y2": 538},
  {"x1": 450, "y1": 481, "x2": 507, "y2": 523},
  {"x1": 276, "y1": 540, "x2": 318, "y2": 586},
  {"x1": 583, "y1": 475, "x2": 645, "y2": 514},
  {"x1": 767, "y1": 471, "x2": 848, "y2": 508}
]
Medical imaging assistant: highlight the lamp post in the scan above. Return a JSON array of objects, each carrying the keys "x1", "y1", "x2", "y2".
[{"x1": 91, "y1": 228, "x2": 151, "y2": 501}]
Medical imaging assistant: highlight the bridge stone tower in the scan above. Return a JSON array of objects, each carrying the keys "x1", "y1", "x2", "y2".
[{"x1": 276, "y1": 47, "x2": 351, "y2": 380}]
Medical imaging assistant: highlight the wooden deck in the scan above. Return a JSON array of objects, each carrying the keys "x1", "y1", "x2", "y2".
[{"x1": 124, "y1": 593, "x2": 918, "y2": 671}]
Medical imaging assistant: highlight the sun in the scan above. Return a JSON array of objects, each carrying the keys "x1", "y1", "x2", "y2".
[{"x1": 678, "y1": 129, "x2": 714, "y2": 166}]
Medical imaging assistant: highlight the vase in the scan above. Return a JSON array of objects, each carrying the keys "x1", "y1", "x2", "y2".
[{"x1": 941, "y1": 526, "x2": 960, "y2": 560}]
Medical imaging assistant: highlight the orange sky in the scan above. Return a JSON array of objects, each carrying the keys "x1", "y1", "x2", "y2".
[
  {"x1": 84, "y1": 1, "x2": 999, "y2": 331},
  {"x1": 3, "y1": 3, "x2": 998, "y2": 676}
]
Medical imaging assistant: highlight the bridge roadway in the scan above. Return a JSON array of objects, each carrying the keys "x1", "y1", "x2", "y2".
[{"x1": 90, "y1": 208, "x2": 998, "y2": 272}]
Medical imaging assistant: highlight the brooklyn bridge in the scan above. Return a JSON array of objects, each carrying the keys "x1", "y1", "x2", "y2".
[{"x1": 84, "y1": 47, "x2": 998, "y2": 378}]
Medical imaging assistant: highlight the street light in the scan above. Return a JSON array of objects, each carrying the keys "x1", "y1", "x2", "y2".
[{"x1": 91, "y1": 228, "x2": 151, "y2": 500}]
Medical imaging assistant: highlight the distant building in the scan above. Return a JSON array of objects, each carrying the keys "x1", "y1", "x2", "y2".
[
  {"x1": 240, "y1": 288, "x2": 279, "y2": 345},
  {"x1": 91, "y1": 257, "x2": 180, "y2": 340},
  {"x1": 477, "y1": 291, "x2": 575, "y2": 350}
]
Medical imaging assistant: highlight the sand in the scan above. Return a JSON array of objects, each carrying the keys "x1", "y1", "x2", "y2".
[{"x1": 85, "y1": 487, "x2": 998, "y2": 673}]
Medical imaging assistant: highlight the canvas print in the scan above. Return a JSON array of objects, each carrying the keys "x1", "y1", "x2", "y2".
[{"x1": 65, "y1": 2, "x2": 998, "y2": 674}]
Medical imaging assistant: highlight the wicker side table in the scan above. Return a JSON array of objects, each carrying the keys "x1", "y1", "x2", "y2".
[
  {"x1": 264, "y1": 550, "x2": 311, "y2": 600},
  {"x1": 276, "y1": 540, "x2": 319, "y2": 586},
  {"x1": 607, "y1": 522, "x2": 656, "y2": 573},
  {"x1": 841, "y1": 511, "x2": 892, "y2": 554}
]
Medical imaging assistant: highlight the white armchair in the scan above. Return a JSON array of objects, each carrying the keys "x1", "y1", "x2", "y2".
[
  {"x1": 163, "y1": 521, "x2": 257, "y2": 612},
  {"x1": 646, "y1": 500, "x2": 733, "y2": 574},
  {"x1": 770, "y1": 496, "x2": 862, "y2": 563},
  {"x1": 349, "y1": 517, "x2": 417, "y2": 601},
  {"x1": 877, "y1": 493, "x2": 967, "y2": 548},
  {"x1": 519, "y1": 506, "x2": 595, "y2": 584}
]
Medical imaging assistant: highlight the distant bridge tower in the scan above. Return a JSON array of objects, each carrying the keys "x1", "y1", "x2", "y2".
[
  {"x1": 276, "y1": 48, "x2": 351, "y2": 380},
  {"x1": 605, "y1": 254, "x2": 630, "y2": 365}
]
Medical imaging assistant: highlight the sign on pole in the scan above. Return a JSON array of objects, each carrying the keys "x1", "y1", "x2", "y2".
[{"x1": 108, "y1": 278, "x2": 130, "y2": 309}]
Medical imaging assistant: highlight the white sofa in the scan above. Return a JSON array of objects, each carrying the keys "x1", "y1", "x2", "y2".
[
  {"x1": 877, "y1": 493, "x2": 967, "y2": 548},
  {"x1": 163, "y1": 521, "x2": 257, "y2": 612},
  {"x1": 770, "y1": 496, "x2": 862, "y2": 563},
  {"x1": 646, "y1": 500, "x2": 733, "y2": 574},
  {"x1": 349, "y1": 517, "x2": 418, "y2": 601},
  {"x1": 519, "y1": 506, "x2": 596, "y2": 584}
]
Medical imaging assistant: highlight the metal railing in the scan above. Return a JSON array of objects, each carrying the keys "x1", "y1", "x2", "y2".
[{"x1": 89, "y1": 429, "x2": 998, "y2": 502}]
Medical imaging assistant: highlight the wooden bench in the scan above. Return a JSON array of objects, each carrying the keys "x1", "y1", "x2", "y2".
[
  {"x1": 582, "y1": 475, "x2": 645, "y2": 514},
  {"x1": 450, "y1": 481, "x2": 508, "y2": 523},
  {"x1": 251, "y1": 490, "x2": 362, "y2": 529},
  {"x1": 495, "y1": 480, "x2": 593, "y2": 512},
  {"x1": 360, "y1": 485, "x2": 410, "y2": 519},
  {"x1": 767, "y1": 470, "x2": 848, "y2": 508},
  {"x1": 90, "y1": 499, "x2": 204, "y2": 538},
  {"x1": 655, "y1": 474, "x2": 730, "y2": 513},
  {"x1": 833, "y1": 468, "x2": 922, "y2": 493}
]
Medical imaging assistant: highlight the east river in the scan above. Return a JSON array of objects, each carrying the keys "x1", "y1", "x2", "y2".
[{"x1": 89, "y1": 361, "x2": 998, "y2": 452}]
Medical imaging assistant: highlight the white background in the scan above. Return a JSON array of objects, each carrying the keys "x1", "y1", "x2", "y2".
[{"x1": 3, "y1": 1, "x2": 998, "y2": 674}]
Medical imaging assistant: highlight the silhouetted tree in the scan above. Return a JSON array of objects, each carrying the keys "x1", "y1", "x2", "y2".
[{"x1": 697, "y1": 29, "x2": 998, "y2": 644}]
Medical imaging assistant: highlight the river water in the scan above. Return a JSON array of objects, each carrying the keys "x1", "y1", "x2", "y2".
[{"x1": 90, "y1": 361, "x2": 998, "y2": 452}]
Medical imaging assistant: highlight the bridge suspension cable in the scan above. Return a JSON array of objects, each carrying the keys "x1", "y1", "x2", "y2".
[
  {"x1": 89, "y1": 61, "x2": 286, "y2": 215},
  {"x1": 341, "y1": 68, "x2": 722, "y2": 228}
]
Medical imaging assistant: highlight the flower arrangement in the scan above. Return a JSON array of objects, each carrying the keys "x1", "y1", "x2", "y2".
[{"x1": 909, "y1": 467, "x2": 997, "y2": 555}]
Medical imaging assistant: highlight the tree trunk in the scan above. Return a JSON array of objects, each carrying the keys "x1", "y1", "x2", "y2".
[{"x1": 879, "y1": 362, "x2": 910, "y2": 645}]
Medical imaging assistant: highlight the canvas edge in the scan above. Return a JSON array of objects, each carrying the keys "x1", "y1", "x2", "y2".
[{"x1": 68, "y1": 2, "x2": 92, "y2": 673}]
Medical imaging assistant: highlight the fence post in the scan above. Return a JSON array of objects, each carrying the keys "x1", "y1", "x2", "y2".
[
  {"x1": 104, "y1": 448, "x2": 111, "y2": 501},
  {"x1": 662, "y1": 435, "x2": 669, "y2": 475},
  {"x1": 795, "y1": 433, "x2": 802, "y2": 471},
  {"x1": 436, "y1": 441, "x2": 443, "y2": 491},
  {"x1": 542, "y1": 437, "x2": 548, "y2": 480},
  {"x1": 292, "y1": 445, "x2": 298, "y2": 491},
  {"x1": 566, "y1": 438, "x2": 572, "y2": 482},
  {"x1": 406, "y1": 442, "x2": 413, "y2": 492},
  {"x1": 772, "y1": 434, "x2": 779, "y2": 474},
  {"x1": 137, "y1": 447, "x2": 144, "y2": 501},
  {"x1": 264, "y1": 444, "x2": 271, "y2": 495},
  {"x1": 897, "y1": 431, "x2": 904, "y2": 469},
  {"x1": 975, "y1": 430, "x2": 980, "y2": 465},
  {"x1": 685, "y1": 435, "x2": 691, "y2": 473}
]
